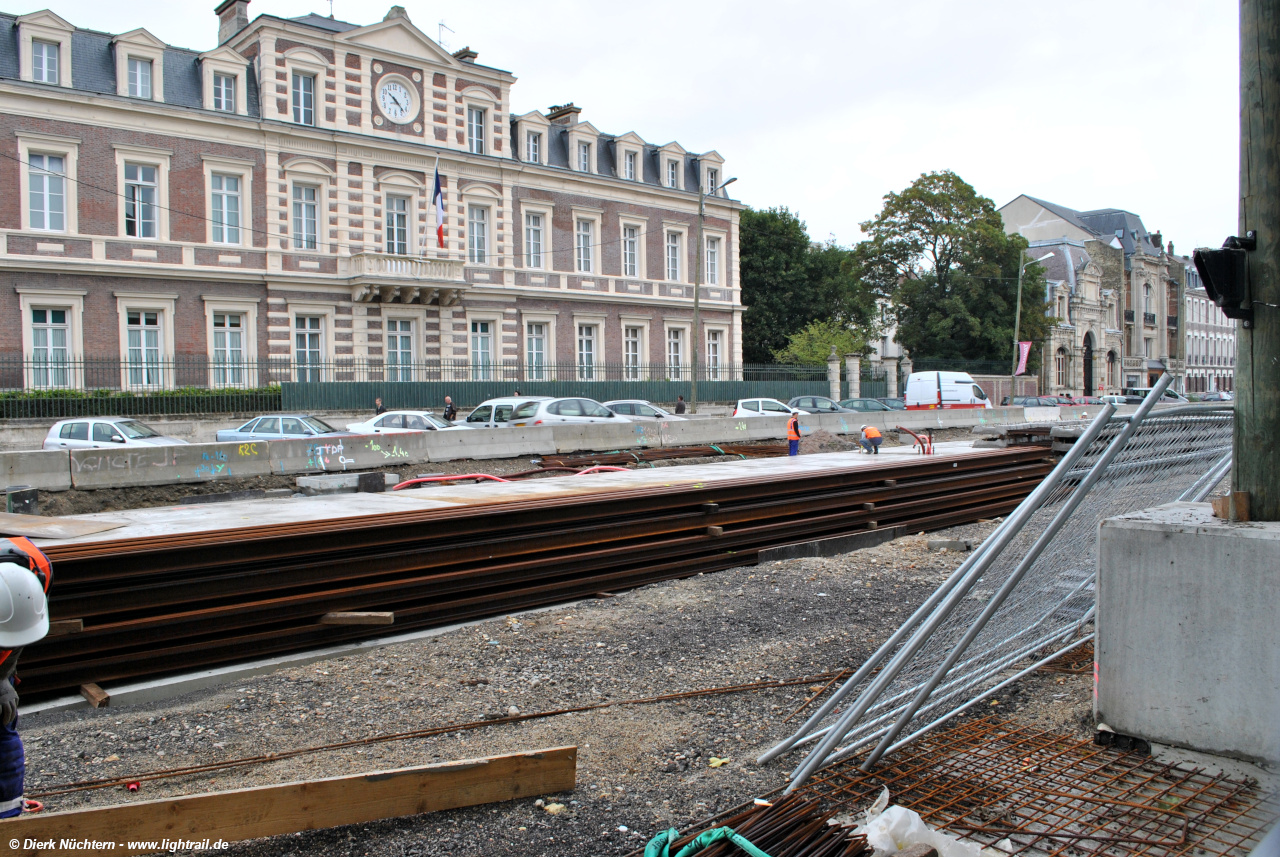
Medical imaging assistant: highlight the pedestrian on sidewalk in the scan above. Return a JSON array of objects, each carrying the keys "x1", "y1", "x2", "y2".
[
  {"x1": 787, "y1": 410, "x2": 801, "y2": 456},
  {"x1": 859, "y1": 424, "x2": 883, "y2": 454},
  {"x1": 442, "y1": 396, "x2": 457, "y2": 422},
  {"x1": 674, "y1": 395, "x2": 686, "y2": 415},
  {"x1": 374, "y1": 397, "x2": 386, "y2": 415}
]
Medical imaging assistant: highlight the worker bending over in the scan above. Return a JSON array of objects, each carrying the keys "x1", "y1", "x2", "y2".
[
  {"x1": 859, "y1": 425, "x2": 883, "y2": 454},
  {"x1": 0, "y1": 537, "x2": 52, "y2": 818}
]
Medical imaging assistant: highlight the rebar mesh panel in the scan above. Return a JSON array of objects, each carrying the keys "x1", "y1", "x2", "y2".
[{"x1": 798, "y1": 718, "x2": 1276, "y2": 857}]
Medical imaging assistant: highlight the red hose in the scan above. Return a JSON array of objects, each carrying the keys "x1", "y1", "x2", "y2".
[
  {"x1": 895, "y1": 426, "x2": 933, "y2": 455},
  {"x1": 393, "y1": 473, "x2": 513, "y2": 490},
  {"x1": 571, "y1": 466, "x2": 631, "y2": 476}
]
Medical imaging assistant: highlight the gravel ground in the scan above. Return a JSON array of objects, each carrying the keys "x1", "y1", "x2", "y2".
[
  {"x1": 34, "y1": 428, "x2": 976, "y2": 516},
  {"x1": 19, "y1": 519, "x2": 1094, "y2": 856}
]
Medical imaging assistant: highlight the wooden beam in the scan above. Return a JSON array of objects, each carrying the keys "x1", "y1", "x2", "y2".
[
  {"x1": 320, "y1": 611, "x2": 395, "y2": 625},
  {"x1": 2, "y1": 746, "x2": 576, "y2": 856},
  {"x1": 47, "y1": 619, "x2": 84, "y2": 636},
  {"x1": 79, "y1": 683, "x2": 108, "y2": 708}
]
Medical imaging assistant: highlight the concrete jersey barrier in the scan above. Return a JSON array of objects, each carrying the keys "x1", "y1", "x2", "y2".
[
  {"x1": 69, "y1": 441, "x2": 273, "y2": 489},
  {"x1": 0, "y1": 449, "x2": 72, "y2": 492}
]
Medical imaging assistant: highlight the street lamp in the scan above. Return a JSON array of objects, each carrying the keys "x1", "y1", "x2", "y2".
[
  {"x1": 691, "y1": 175, "x2": 737, "y2": 414},
  {"x1": 1010, "y1": 249, "x2": 1055, "y2": 397}
]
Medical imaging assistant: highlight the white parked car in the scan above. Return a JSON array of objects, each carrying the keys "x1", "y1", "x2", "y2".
[
  {"x1": 603, "y1": 400, "x2": 687, "y2": 421},
  {"x1": 508, "y1": 397, "x2": 632, "y2": 426},
  {"x1": 346, "y1": 410, "x2": 472, "y2": 434},
  {"x1": 43, "y1": 417, "x2": 189, "y2": 450},
  {"x1": 463, "y1": 396, "x2": 553, "y2": 429},
  {"x1": 732, "y1": 398, "x2": 805, "y2": 418}
]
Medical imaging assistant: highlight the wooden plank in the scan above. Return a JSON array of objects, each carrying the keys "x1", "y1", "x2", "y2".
[
  {"x1": 2, "y1": 746, "x2": 576, "y2": 856},
  {"x1": 79, "y1": 683, "x2": 108, "y2": 708},
  {"x1": 320, "y1": 611, "x2": 395, "y2": 625},
  {"x1": 47, "y1": 619, "x2": 84, "y2": 637},
  {"x1": 0, "y1": 512, "x2": 127, "y2": 540}
]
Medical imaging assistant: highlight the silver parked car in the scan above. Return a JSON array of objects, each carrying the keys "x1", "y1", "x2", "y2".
[
  {"x1": 508, "y1": 397, "x2": 632, "y2": 426},
  {"x1": 463, "y1": 396, "x2": 553, "y2": 429},
  {"x1": 603, "y1": 400, "x2": 687, "y2": 421},
  {"x1": 43, "y1": 417, "x2": 189, "y2": 450},
  {"x1": 215, "y1": 414, "x2": 346, "y2": 442},
  {"x1": 345, "y1": 410, "x2": 472, "y2": 434}
]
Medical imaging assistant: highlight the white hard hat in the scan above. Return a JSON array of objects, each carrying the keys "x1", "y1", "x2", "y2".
[
  {"x1": 861, "y1": 425, "x2": 868, "y2": 430},
  {"x1": 0, "y1": 561, "x2": 49, "y2": 648}
]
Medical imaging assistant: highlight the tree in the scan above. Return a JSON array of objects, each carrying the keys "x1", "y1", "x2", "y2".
[
  {"x1": 773, "y1": 317, "x2": 875, "y2": 365},
  {"x1": 859, "y1": 171, "x2": 1050, "y2": 369},
  {"x1": 739, "y1": 208, "x2": 878, "y2": 364}
]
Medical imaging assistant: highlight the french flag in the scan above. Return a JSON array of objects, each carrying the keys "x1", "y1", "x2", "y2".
[{"x1": 432, "y1": 162, "x2": 445, "y2": 249}]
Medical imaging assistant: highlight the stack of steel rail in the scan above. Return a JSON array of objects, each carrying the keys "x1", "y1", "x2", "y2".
[{"x1": 24, "y1": 449, "x2": 1052, "y2": 699}]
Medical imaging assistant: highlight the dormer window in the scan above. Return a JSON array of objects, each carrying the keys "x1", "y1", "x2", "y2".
[
  {"x1": 624, "y1": 151, "x2": 636, "y2": 181},
  {"x1": 32, "y1": 41, "x2": 58, "y2": 84},
  {"x1": 667, "y1": 160, "x2": 679, "y2": 189},
  {"x1": 468, "y1": 107, "x2": 486, "y2": 154},
  {"x1": 128, "y1": 58, "x2": 152, "y2": 99},
  {"x1": 292, "y1": 73, "x2": 315, "y2": 125},
  {"x1": 213, "y1": 73, "x2": 235, "y2": 112},
  {"x1": 578, "y1": 141, "x2": 592, "y2": 172}
]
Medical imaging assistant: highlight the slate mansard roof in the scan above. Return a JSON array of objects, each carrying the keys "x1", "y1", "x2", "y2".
[
  {"x1": 1022, "y1": 196, "x2": 1162, "y2": 259},
  {"x1": 0, "y1": 12, "x2": 261, "y2": 117}
]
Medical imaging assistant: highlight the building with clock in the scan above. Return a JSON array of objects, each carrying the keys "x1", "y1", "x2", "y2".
[{"x1": 0, "y1": 2, "x2": 742, "y2": 392}]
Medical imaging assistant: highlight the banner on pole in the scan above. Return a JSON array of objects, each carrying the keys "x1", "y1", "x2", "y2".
[{"x1": 1014, "y1": 341, "x2": 1032, "y2": 376}]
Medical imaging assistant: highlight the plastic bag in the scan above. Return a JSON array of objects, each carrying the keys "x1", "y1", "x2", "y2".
[{"x1": 857, "y1": 799, "x2": 1011, "y2": 857}]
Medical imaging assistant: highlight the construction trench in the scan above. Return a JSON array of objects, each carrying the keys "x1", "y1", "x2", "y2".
[{"x1": 2, "y1": 435, "x2": 1275, "y2": 855}]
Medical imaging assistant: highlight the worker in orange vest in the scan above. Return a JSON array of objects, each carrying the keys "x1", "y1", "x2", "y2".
[
  {"x1": 787, "y1": 411, "x2": 801, "y2": 456},
  {"x1": 859, "y1": 425, "x2": 883, "y2": 454}
]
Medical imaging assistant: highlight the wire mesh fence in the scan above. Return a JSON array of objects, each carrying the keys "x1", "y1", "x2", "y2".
[{"x1": 765, "y1": 376, "x2": 1234, "y2": 786}]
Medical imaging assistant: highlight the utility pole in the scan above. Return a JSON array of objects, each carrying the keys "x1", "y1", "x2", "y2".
[
  {"x1": 690, "y1": 175, "x2": 736, "y2": 414},
  {"x1": 1237, "y1": 0, "x2": 1280, "y2": 520}
]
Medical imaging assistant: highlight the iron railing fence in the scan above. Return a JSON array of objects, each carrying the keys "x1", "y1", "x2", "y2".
[{"x1": 283, "y1": 360, "x2": 833, "y2": 411}]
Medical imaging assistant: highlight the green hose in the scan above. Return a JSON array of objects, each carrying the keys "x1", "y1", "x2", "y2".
[{"x1": 644, "y1": 826, "x2": 773, "y2": 857}]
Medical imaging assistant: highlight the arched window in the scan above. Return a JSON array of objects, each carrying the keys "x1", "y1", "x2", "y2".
[{"x1": 1056, "y1": 347, "x2": 1068, "y2": 388}]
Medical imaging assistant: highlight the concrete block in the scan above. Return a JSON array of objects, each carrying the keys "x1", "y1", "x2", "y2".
[
  {"x1": 549, "y1": 422, "x2": 639, "y2": 453},
  {"x1": 69, "y1": 441, "x2": 271, "y2": 489},
  {"x1": 1097, "y1": 502, "x2": 1280, "y2": 763},
  {"x1": 744, "y1": 416, "x2": 791, "y2": 441},
  {"x1": 0, "y1": 449, "x2": 71, "y2": 492},
  {"x1": 657, "y1": 418, "x2": 750, "y2": 447},
  {"x1": 758, "y1": 527, "x2": 903, "y2": 563},
  {"x1": 423, "y1": 427, "x2": 556, "y2": 462},
  {"x1": 1023, "y1": 406, "x2": 1062, "y2": 422},
  {"x1": 295, "y1": 472, "x2": 399, "y2": 496}
]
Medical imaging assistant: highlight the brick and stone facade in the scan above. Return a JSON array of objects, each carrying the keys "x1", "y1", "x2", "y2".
[{"x1": 0, "y1": 3, "x2": 742, "y2": 390}]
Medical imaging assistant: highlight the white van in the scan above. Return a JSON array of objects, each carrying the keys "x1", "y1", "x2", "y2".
[{"x1": 904, "y1": 371, "x2": 992, "y2": 410}]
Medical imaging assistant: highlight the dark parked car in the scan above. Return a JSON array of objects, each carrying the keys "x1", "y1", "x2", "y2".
[
  {"x1": 877, "y1": 397, "x2": 906, "y2": 410},
  {"x1": 837, "y1": 398, "x2": 892, "y2": 412}
]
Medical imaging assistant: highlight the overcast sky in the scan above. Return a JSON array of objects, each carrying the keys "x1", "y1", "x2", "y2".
[{"x1": 12, "y1": 0, "x2": 1240, "y2": 251}]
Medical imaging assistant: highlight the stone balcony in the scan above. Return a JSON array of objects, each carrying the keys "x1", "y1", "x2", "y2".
[{"x1": 341, "y1": 253, "x2": 467, "y2": 306}]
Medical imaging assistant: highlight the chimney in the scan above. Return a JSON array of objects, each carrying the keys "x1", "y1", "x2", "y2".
[
  {"x1": 216, "y1": 0, "x2": 250, "y2": 45},
  {"x1": 1151, "y1": 231, "x2": 1163, "y2": 251},
  {"x1": 384, "y1": 6, "x2": 409, "y2": 21},
  {"x1": 547, "y1": 103, "x2": 581, "y2": 125},
  {"x1": 452, "y1": 46, "x2": 478, "y2": 62}
]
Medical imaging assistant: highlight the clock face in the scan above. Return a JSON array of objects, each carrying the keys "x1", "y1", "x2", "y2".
[{"x1": 378, "y1": 81, "x2": 413, "y2": 123}]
